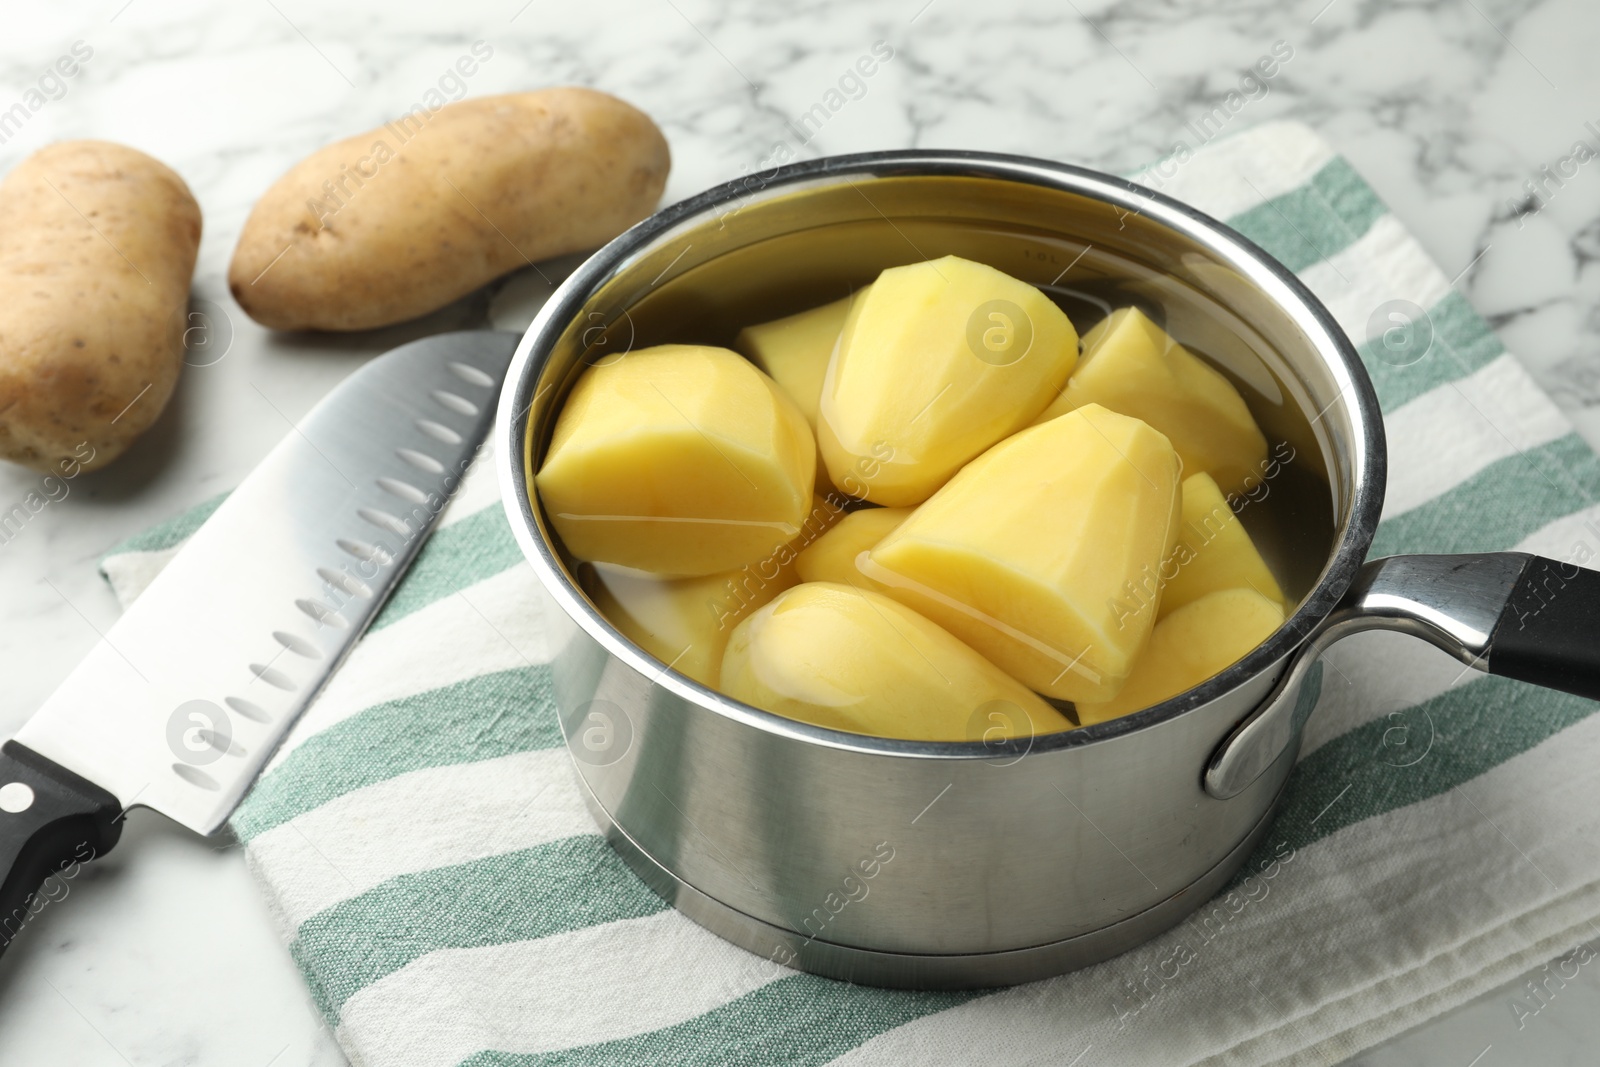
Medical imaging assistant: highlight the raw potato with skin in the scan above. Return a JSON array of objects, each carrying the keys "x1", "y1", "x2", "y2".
[
  {"x1": 0, "y1": 140, "x2": 200, "y2": 474},
  {"x1": 229, "y1": 88, "x2": 670, "y2": 331}
]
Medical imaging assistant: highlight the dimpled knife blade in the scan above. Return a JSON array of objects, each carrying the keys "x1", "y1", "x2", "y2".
[{"x1": 13, "y1": 330, "x2": 520, "y2": 834}]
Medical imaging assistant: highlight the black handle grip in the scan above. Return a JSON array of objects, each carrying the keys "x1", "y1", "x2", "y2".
[
  {"x1": 0, "y1": 741, "x2": 121, "y2": 957},
  {"x1": 1488, "y1": 556, "x2": 1600, "y2": 700}
]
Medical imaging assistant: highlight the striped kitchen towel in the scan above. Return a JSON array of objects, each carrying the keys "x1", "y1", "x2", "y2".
[{"x1": 102, "y1": 120, "x2": 1600, "y2": 1066}]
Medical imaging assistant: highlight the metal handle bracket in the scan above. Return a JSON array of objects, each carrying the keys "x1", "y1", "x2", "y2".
[{"x1": 1203, "y1": 553, "x2": 1532, "y2": 800}]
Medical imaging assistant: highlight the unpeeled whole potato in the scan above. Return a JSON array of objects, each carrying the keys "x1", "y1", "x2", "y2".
[
  {"x1": 0, "y1": 140, "x2": 201, "y2": 474},
  {"x1": 229, "y1": 88, "x2": 670, "y2": 331}
]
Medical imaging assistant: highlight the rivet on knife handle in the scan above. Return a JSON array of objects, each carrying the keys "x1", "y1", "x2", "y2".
[{"x1": 0, "y1": 740, "x2": 122, "y2": 958}]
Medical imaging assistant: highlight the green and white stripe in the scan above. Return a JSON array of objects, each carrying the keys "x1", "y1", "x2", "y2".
[{"x1": 102, "y1": 119, "x2": 1600, "y2": 1066}]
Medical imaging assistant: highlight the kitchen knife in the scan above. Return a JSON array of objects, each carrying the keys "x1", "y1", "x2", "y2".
[{"x1": 0, "y1": 329, "x2": 521, "y2": 955}]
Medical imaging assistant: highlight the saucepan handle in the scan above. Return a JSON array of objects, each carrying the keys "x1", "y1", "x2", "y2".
[
  {"x1": 1485, "y1": 555, "x2": 1600, "y2": 698},
  {"x1": 1205, "y1": 552, "x2": 1600, "y2": 800},
  {"x1": 0, "y1": 741, "x2": 122, "y2": 959}
]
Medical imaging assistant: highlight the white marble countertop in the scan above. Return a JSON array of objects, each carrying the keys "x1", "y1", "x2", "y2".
[{"x1": 2, "y1": 0, "x2": 1600, "y2": 1063}]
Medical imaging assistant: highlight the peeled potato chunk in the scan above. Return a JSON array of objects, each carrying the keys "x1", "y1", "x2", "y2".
[
  {"x1": 721, "y1": 583, "x2": 1072, "y2": 741},
  {"x1": 735, "y1": 291, "x2": 862, "y2": 427},
  {"x1": 1032, "y1": 306, "x2": 1266, "y2": 495},
  {"x1": 586, "y1": 562, "x2": 795, "y2": 689},
  {"x1": 587, "y1": 565, "x2": 765, "y2": 687},
  {"x1": 818, "y1": 255, "x2": 1078, "y2": 506},
  {"x1": 868, "y1": 405, "x2": 1181, "y2": 703},
  {"x1": 735, "y1": 290, "x2": 868, "y2": 495},
  {"x1": 1076, "y1": 588, "x2": 1286, "y2": 725},
  {"x1": 1160, "y1": 472, "x2": 1286, "y2": 618},
  {"x1": 794, "y1": 507, "x2": 913, "y2": 595},
  {"x1": 585, "y1": 495, "x2": 844, "y2": 686},
  {"x1": 536, "y1": 344, "x2": 815, "y2": 576}
]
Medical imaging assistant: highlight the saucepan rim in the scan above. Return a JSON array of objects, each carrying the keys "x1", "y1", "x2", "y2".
[{"x1": 496, "y1": 148, "x2": 1386, "y2": 758}]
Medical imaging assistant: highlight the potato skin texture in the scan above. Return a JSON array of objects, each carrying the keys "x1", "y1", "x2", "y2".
[
  {"x1": 0, "y1": 140, "x2": 200, "y2": 474},
  {"x1": 229, "y1": 88, "x2": 671, "y2": 331}
]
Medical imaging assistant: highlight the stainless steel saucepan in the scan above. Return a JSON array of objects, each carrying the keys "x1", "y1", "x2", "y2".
[{"x1": 495, "y1": 151, "x2": 1600, "y2": 989}]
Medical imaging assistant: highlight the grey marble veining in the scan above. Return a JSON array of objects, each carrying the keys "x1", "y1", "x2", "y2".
[{"x1": 1, "y1": 0, "x2": 1598, "y2": 1063}]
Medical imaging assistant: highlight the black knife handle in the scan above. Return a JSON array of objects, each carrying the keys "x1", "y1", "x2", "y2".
[{"x1": 0, "y1": 741, "x2": 122, "y2": 957}]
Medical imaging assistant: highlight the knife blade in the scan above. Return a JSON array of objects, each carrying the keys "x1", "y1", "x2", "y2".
[{"x1": 0, "y1": 329, "x2": 520, "y2": 953}]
